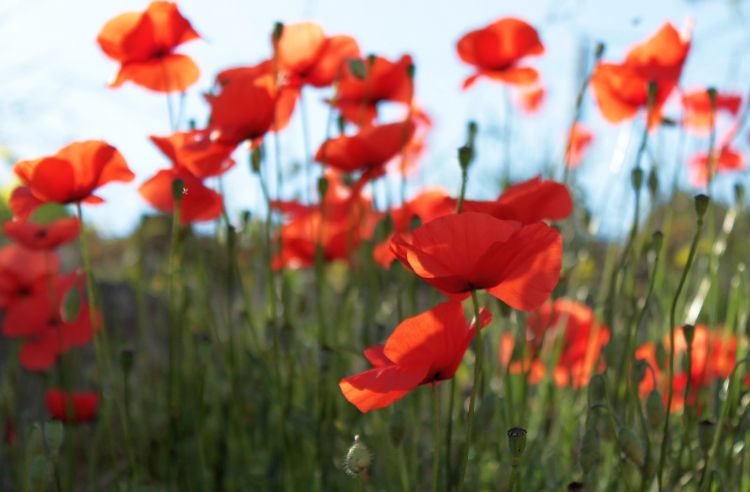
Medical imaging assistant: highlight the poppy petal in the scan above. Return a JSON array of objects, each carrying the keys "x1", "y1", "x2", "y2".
[{"x1": 339, "y1": 364, "x2": 429, "y2": 412}]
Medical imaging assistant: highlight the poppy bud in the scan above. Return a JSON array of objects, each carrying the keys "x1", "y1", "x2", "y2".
[
  {"x1": 272, "y1": 22, "x2": 284, "y2": 42},
  {"x1": 682, "y1": 324, "x2": 695, "y2": 347},
  {"x1": 698, "y1": 419, "x2": 715, "y2": 455},
  {"x1": 594, "y1": 42, "x2": 606, "y2": 60},
  {"x1": 593, "y1": 408, "x2": 615, "y2": 441},
  {"x1": 348, "y1": 59, "x2": 367, "y2": 80},
  {"x1": 650, "y1": 230, "x2": 664, "y2": 254},
  {"x1": 407, "y1": 63, "x2": 416, "y2": 79},
  {"x1": 458, "y1": 145, "x2": 474, "y2": 171},
  {"x1": 618, "y1": 427, "x2": 645, "y2": 467},
  {"x1": 367, "y1": 53, "x2": 377, "y2": 66},
  {"x1": 317, "y1": 176, "x2": 329, "y2": 200},
  {"x1": 250, "y1": 147, "x2": 263, "y2": 174},
  {"x1": 580, "y1": 426, "x2": 601, "y2": 473},
  {"x1": 120, "y1": 349, "x2": 135, "y2": 375},
  {"x1": 507, "y1": 427, "x2": 527, "y2": 459},
  {"x1": 587, "y1": 374, "x2": 607, "y2": 409},
  {"x1": 646, "y1": 390, "x2": 665, "y2": 430},
  {"x1": 171, "y1": 178, "x2": 185, "y2": 201},
  {"x1": 646, "y1": 81, "x2": 658, "y2": 110},
  {"x1": 735, "y1": 183, "x2": 745, "y2": 207},
  {"x1": 631, "y1": 167, "x2": 644, "y2": 191},
  {"x1": 647, "y1": 167, "x2": 659, "y2": 196},
  {"x1": 694, "y1": 194, "x2": 710, "y2": 218},
  {"x1": 336, "y1": 114, "x2": 346, "y2": 135},
  {"x1": 344, "y1": 434, "x2": 372, "y2": 477},
  {"x1": 706, "y1": 87, "x2": 718, "y2": 110},
  {"x1": 632, "y1": 360, "x2": 647, "y2": 385},
  {"x1": 467, "y1": 120, "x2": 478, "y2": 147}
]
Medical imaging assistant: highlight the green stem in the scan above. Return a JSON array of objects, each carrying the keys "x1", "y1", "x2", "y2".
[{"x1": 432, "y1": 384, "x2": 441, "y2": 492}]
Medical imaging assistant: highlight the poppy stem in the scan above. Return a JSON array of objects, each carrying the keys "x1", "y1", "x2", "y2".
[
  {"x1": 457, "y1": 289, "x2": 485, "y2": 492},
  {"x1": 431, "y1": 384, "x2": 441, "y2": 492},
  {"x1": 657, "y1": 198, "x2": 706, "y2": 491}
]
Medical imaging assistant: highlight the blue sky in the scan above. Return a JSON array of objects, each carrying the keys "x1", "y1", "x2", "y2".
[{"x1": 1, "y1": 0, "x2": 749, "y2": 237}]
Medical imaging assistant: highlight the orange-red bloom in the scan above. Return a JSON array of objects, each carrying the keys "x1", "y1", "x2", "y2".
[
  {"x1": 513, "y1": 86, "x2": 545, "y2": 115},
  {"x1": 139, "y1": 168, "x2": 223, "y2": 224},
  {"x1": 591, "y1": 23, "x2": 690, "y2": 128},
  {"x1": 334, "y1": 54, "x2": 414, "y2": 125},
  {"x1": 272, "y1": 173, "x2": 380, "y2": 269},
  {"x1": 457, "y1": 18, "x2": 544, "y2": 89},
  {"x1": 636, "y1": 325, "x2": 736, "y2": 412},
  {"x1": 391, "y1": 212, "x2": 562, "y2": 310},
  {"x1": 689, "y1": 144, "x2": 745, "y2": 187},
  {"x1": 150, "y1": 129, "x2": 236, "y2": 178},
  {"x1": 207, "y1": 62, "x2": 292, "y2": 144},
  {"x1": 10, "y1": 141, "x2": 134, "y2": 220},
  {"x1": 682, "y1": 89, "x2": 742, "y2": 134},
  {"x1": 97, "y1": 1, "x2": 201, "y2": 92},
  {"x1": 274, "y1": 22, "x2": 360, "y2": 89},
  {"x1": 3, "y1": 218, "x2": 80, "y2": 250},
  {"x1": 339, "y1": 300, "x2": 491, "y2": 412},
  {"x1": 315, "y1": 120, "x2": 414, "y2": 173},
  {"x1": 46, "y1": 389, "x2": 99, "y2": 423},
  {"x1": 564, "y1": 123, "x2": 594, "y2": 169},
  {"x1": 499, "y1": 299, "x2": 610, "y2": 388}
]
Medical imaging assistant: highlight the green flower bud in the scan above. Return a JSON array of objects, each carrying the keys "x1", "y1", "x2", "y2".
[
  {"x1": 272, "y1": 22, "x2": 284, "y2": 41},
  {"x1": 507, "y1": 427, "x2": 527, "y2": 459},
  {"x1": 698, "y1": 419, "x2": 715, "y2": 455},
  {"x1": 345, "y1": 435, "x2": 372, "y2": 477},
  {"x1": 171, "y1": 178, "x2": 185, "y2": 201},
  {"x1": 458, "y1": 145, "x2": 474, "y2": 171},
  {"x1": 706, "y1": 87, "x2": 718, "y2": 109},
  {"x1": 594, "y1": 42, "x2": 606, "y2": 60},
  {"x1": 694, "y1": 194, "x2": 710, "y2": 218},
  {"x1": 646, "y1": 390, "x2": 665, "y2": 430},
  {"x1": 646, "y1": 81, "x2": 658, "y2": 109},
  {"x1": 406, "y1": 63, "x2": 416, "y2": 79},
  {"x1": 580, "y1": 426, "x2": 601, "y2": 473},
  {"x1": 250, "y1": 146, "x2": 263, "y2": 174},
  {"x1": 650, "y1": 230, "x2": 664, "y2": 253},
  {"x1": 647, "y1": 167, "x2": 659, "y2": 196},
  {"x1": 467, "y1": 121, "x2": 478, "y2": 147},
  {"x1": 619, "y1": 427, "x2": 645, "y2": 468}
]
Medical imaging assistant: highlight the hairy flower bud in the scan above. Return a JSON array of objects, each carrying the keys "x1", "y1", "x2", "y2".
[{"x1": 345, "y1": 435, "x2": 372, "y2": 477}]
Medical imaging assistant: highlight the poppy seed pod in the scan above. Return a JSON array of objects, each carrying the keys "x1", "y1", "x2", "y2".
[
  {"x1": 171, "y1": 178, "x2": 185, "y2": 201},
  {"x1": 694, "y1": 194, "x2": 710, "y2": 218},
  {"x1": 646, "y1": 390, "x2": 665, "y2": 430},
  {"x1": 458, "y1": 145, "x2": 474, "y2": 171},
  {"x1": 682, "y1": 324, "x2": 696, "y2": 347},
  {"x1": 618, "y1": 427, "x2": 645, "y2": 468},
  {"x1": 507, "y1": 427, "x2": 527, "y2": 459},
  {"x1": 344, "y1": 435, "x2": 372, "y2": 477},
  {"x1": 587, "y1": 373, "x2": 607, "y2": 409},
  {"x1": 698, "y1": 419, "x2": 715, "y2": 455}
]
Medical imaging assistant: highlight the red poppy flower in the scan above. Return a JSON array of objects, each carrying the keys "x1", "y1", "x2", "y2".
[
  {"x1": 513, "y1": 86, "x2": 545, "y2": 115},
  {"x1": 207, "y1": 62, "x2": 293, "y2": 144},
  {"x1": 457, "y1": 18, "x2": 544, "y2": 90},
  {"x1": 458, "y1": 176, "x2": 573, "y2": 224},
  {"x1": 10, "y1": 141, "x2": 134, "y2": 220},
  {"x1": 591, "y1": 23, "x2": 691, "y2": 128},
  {"x1": 333, "y1": 54, "x2": 414, "y2": 125},
  {"x1": 391, "y1": 212, "x2": 562, "y2": 310},
  {"x1": 500, "y1": 299, "x2": 610, "y2": 388},
  {"x1": 682, "y1": 90, "x2": 742, "y2": 134},
  {"x1": 97, "y1": 1, "x2": 200, "y2": 92},
  {"x1": 385, "y1": 107, "x2": 432, "y2": 177},
  {"x1": 274, "y1": 22, "x2": 360, "y2": 88},
  {"x1": 689, "y1": 144, "x2": 745, "y2": 187},
  {"x1": 315, "y1": 120, "x2": 415, "y2": 173},
  {"x1": 19, "y1": 301, "x2": 98, "y2": 372},
  {"x1": 564, "y1": 123, "x2": 594, "y2": 169},
  {"x1": 636, "y1": 325, "x2": 736, "y2": 412},
  {"x1": 150, "y1": 129, "x2": 236, "y2": 178},
  {"x1": 272, "y1": 173, "x2": 380, "y2": 269},
  {"x1": 46, "y1": 389, "x2": 99, "y2": 423},
  {"x1": 339, "y1": 300, "x2": 492, "y2": 412},
  {"x1": 3, "y1": 218, "x2": 80, "y2": 250},
  {"x1": 139, "y1": 168, "x2": 223, "y2": 224}
]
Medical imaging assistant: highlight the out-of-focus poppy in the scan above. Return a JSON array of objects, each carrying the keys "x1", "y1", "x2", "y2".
[
  {"x1": 500, "y1": 299, "x2": 610, "y2": 388},
  {"x1": 385, "y1": 107, "x2": 432, "y2": 177},
  {"x1": 150, "y1": 129, "x2": 236, "y2": 178},
  {"x1": 3, "y1": 218, "x2": 80, "y2": 250},
  {"x1": 457, "y1": 18, "x2": 544, "y2": 90},
  {"x1": 591, "y1": 23, "x2": 691, "y2": 128},
  {"x1": 10, "y1": 141, "x2": 134, "y2": 219},
  {"x1": 207, "y1": 62, "x2": 291, "y2": 144},
  {"x1": 391, "y1": 212, "x2": 562, "y2": 310},
  {"x1": 636, "y1": 325, "x2": 736, "y2": 412},
  {"x1": 19, "y1": 301, "x2": 98, "y2": 372},
  {"x1": 139, "y1": 168, "x2": 223, "y2": 224},
  {"x1": 333, "y1": 54, "x2": 414, "y2": 126},
  {"x1": 274, "y1": 22, "x2": 360, "y2": 88},
  {"x1": 339, "y1": 301, "x2": 492, "y2": 412},
  {"x1": 46, "y1": 389, "x2": 99, "y2": 423},
  {"x1": 564, "y1": 123, "x2": 594, "y2": 169},
  {"x1": 682, "y1": 90, "x2": 742, "y2": 134},
  {"x1": 97, "y1": 1, "x2": 201, "y2": 92},
  {"x1": 513, "y1": 85, "x2": 545, "y2": 115},
  {"x1": 689, "y1": 144, "x2": 745, "y2": 187},
  {"x1": 315, "y1": 120, "x2": 414, "y2": 173},
  {"x1": 272, "y1": 173, "x2": 380, "y2": 269}
]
